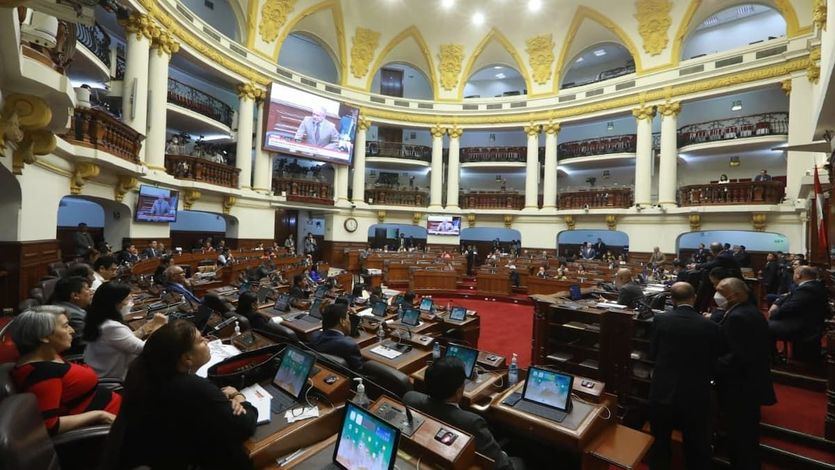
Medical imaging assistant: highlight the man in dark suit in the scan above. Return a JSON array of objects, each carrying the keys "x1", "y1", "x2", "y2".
[
  {"x1": 693, "y1": 242, "x2": 742, "y2": 311},
  {"x1": 163, "y1": 265, "x2": 202, "y2": 306},
  {"x1": 615, "y1": 268, "x2": 644, "y2": 308},
  {"x1": 404, "y1": 357, "x2": 522, "y2": 470},
  {"x1": 649, "y1": 283, "x2": 721, "y2": 470},
  {"x1": 768, "y1": 266, "x2": 828, "y2": 343},
  {"x1": 73, "y1": 222, "x2": 95, "y2": 257},
  {"x1": 733, "y1": 245, "x2": 752, "y2": 268},
  {"x1": 715, "y1": 278, "x2": 776, "y2": 469},
  {"x1": 309, "y1": 303, "x2": 363, "y2": 371},
  {"x1": 593, "y1": 238, "x2": 607, "y2": 259},
  {"x1": 143, "y1": 240, "x2": 160, "y2": 258},
  {"x1": 761, "y1": 252, "x2": 781, "y2": 295}
]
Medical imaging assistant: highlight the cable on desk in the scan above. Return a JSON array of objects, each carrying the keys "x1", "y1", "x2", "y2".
[{"x1": 571, "y1": 392, "x2": 612, "y2": 420}]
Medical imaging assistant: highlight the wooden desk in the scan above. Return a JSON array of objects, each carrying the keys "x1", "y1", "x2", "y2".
[
  {"x1": 257, "y1": 306, "x2": 322, "y2": 340},
  {"x1": 527, "y1": 277, "x2": 597, "y2": 295},
  {"x1": 386, "y1": 263, "x2": 412, "y2": 284},
  {"x1": 410, "y1": 270, "x2": 458, "y2": 291},
  {"x1": 582, "y1": 423, "x2": 653, "y2": 470},
  {"x1": 361, "y1": 342, "x2": 433, "y2": 375},
  {"x1": 433, "y1": 313, "x2": 481, "y2": 347},
  {"x1": 476, "y1": 271, "x2": 512, "y2": 295},
  {"x1": 411, "y1": 367, "x2": 505, "y2": 408}
]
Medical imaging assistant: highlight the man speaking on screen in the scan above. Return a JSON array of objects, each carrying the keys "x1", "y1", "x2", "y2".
[{"x1": 294, "y1": 105, "x2": 339, "y2": 149}]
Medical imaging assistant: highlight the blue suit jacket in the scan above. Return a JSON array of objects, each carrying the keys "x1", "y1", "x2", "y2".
[
  {"x1": 165, "y1": 282, "x2": 201, "y2": 305},
  {"x1": 309, "y1": 329, "x2": 363, "y2": 371}
]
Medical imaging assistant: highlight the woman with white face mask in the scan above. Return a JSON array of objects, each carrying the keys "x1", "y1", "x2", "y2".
[{"x1": 83, "y1": 282, "x2": 167, "y2": 380}]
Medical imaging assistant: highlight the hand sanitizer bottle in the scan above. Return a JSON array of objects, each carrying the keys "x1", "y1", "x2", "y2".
[
  {"x1": 353, "y1": 378, "x2": 370, "y2": 409},
  {"x1": 508, "y1": 353, "x2": 519, "y2": 387}
]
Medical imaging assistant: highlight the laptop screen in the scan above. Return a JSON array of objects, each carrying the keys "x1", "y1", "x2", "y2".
[
  {"x1": 449, "y1": 306, "x2": 467, "y2": 321},
  {"x1": 333, "y1": 402, "x2": 400, "y2": 470},
  {"x1": 309, "y1": 298, "x2": 322, "y2": 319},
  {"x1": 401, "y1": 308, "x2": 420, "y2": 327},
  {"x1": 522, "y1": 367, "x2": 573, "y2": 412},
  {"x1": 445, "y1": 344, "x2": 478, "y2": 378},
  {"x1": 315, "y1": 285, "x2": 329, "y2": 299},
  {"x1": 239, "y1": 281, "x2": 251, "y2": 294},
  {"x1": 371, "y1": 300, "x2": 388, "y2": 317},
  {"x1": 273, "y1": 293, "x2": 290, "y2": 311},
  {"x1": 273, "y1": 346, "x2": 316, "y2": 400},
  {"x1": 418, "y1": 297, "x2": 433, "y2": 312}
]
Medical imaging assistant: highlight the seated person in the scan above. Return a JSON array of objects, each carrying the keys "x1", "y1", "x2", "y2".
[
  {"x1": 10, "y1": 308, "x2": 121, "y2": 435},
  {"x1": 289, "y1": 274, "x2": 308, "y2": 301},
  {"x1": 614, "y1": 268, "x2": 644, "y2": 308},
  {"x1": 49, "y1": 276, "x2": 93, "y2": 347},
  {"x1": 83, "y1": 283, "x2": 167, "y2": 380},
  {"x1": 308, "y1": 265, "x2": 323, "y2": 283},
  {"x1": 153, "y1": 255, "x2": 172, "y2": 285},
  {"x1": 535, "y1": 266, "x2": 547, "y2": 278},
  {"x1": 235, "y1": 291, "x2": 270, "y2": 331},
  {"x1": 768, "y1": 266, "x2": 828, "y2": 343},
  {"x1": 116, "y1": 243, "x2": 140, "y2": 265},
  {"x1": 368, "y1": 286, "x2": 385, "y2": 305},
  {"x1": 92, "y1": 255, "x2": 118, "y2": 292},
  {"x1": 309, "y1": 303, "x2": 363, "y2": 371},
  {"x1": 404, "y1": 358, "x2": 522, "y2": 470},
  {"x1": 164, "y1": 265, "x2": 202, "y2": 306},
  {"x1": 112, "y1": 320, "x2": 257, "y2": 469},
  {"x1": 217, "y1": 248, "x2": 234, "y2": 266},
  {"x1": 399, "y1": 291, "x2": 417, "y2": 309}
]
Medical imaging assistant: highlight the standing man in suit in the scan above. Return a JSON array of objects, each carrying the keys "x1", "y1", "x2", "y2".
[
  {"x1": 649, "y1": 282, "x2": 721, "y2": 470},
  {"x1": 768, "y1": 266, "x2": 828, "y2": 343},
  {"x1": 143, "y1": 240, "x2": 160, "y2": 258},
  {"x1": 615, "y1": 268, "x2": 644, "y2": 308},
  {"x1": 733, "y1": 245, "x2": 752, "y2": 268},
  {"x1": 404, "y1": 358, "x2": 523, "y2": 470},
  {"x1": 693, "y1": 242, "x2": 742, "y2": 311},
  {"x1": 309, "y1": 303, "x2": 363, "y2": 371},
  {"x1": 754, "y1": 169, "x2": 772, "y2": 182},
  {"x1": 761, "y1": 252, "x2": 781, "y2": 296},
  {"x1": 74, "y1": 222, "x2": 96, "y2": 258},
  {"x1": 714, "y1": 278, "x2": 776, "y2": 469},
  {"x1": 293, "y1": 105, "x2": 339, "y2": 149},
  {"x1": 593, "y1": 238, "x2": 607, "y2": 259}
]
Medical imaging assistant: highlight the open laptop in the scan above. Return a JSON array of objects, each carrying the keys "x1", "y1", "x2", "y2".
[
  {"x1": 256, "y1": 285, "x2": 273, "y2": 306},
  {"x1": 330, "y1": 402, "x2": 400, "y2": 470},
  {"x1": 273, "y1": 293, "x2": 290, "y2": 312},
  {"x1": 265, "y1": 345, "x2": 316, "y2": 414},
  {"x1": 314, "y1": 285, "x2": 329, "y2": 299},
  {"x1": 445, "y1": 343, "x2": 479, "y2": 379},
  {"x1": 295, "y1": 298, "x2": 323, "y2": 322},
  {"x1": 418, "y1": 297, "x2": 433, "y2": 313},
  {"x1": 447, "y1": 306, "x2": 467, "y2": 323},
  {"x1": 507, "y1": 367, "x2": 573, "y2": 423}
]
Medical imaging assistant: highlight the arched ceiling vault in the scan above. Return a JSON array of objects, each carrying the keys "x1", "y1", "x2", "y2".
[
  {"x1": 366, "y1": 26, "x2": 438, "y2": 99},
  {"x1": 458, "y1": 28, "x2": 532, "y2": 100}
]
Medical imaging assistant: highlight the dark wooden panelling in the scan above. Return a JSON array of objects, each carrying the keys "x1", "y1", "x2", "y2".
[
  {"x1": 274, "y1": 209, "x2": 298, "y2": 245},
  {"x1": 57, "y1": 226, "x2": 103, "y2": 261},
  {"x1": 320, "y1": 241, "x2": 367, "y2": 268},
  {"x1": 168, "y1": 231, "x2": 225, "y2": 252},
  {"x1": 0, "y1": 240, "x2": 61, "y2": 309},
  {"x1": 122, "y1": 237, "x2": 173, "y2": 252},
  {"x1": 234, "y1": 239, "x2": 275, "y2": 250}
]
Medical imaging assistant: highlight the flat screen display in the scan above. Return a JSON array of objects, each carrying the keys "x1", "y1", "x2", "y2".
[
  {"x1": 333, "y1": 402, "x2": 399, "y2": 470},
  {"x1": 263, "y1": 83, "x2": 358, "y2": 165},
  {"x1": 449, "y1": 306, "x2": 467, "y2": 321},
  {"x1": 418, "y1": 297, "x2": 433, "y2": 312},
  {"x1": 371, "y1": 300, "x2": 388, "y2": 317},
  {"x1": 273, "y1": 345, "x2": 315, "y2": 400},
  {"x1": 401, "y1": 308, "x2": 420, "y2": 327},
  {"x1": 273, "y1": 293, "x2": 290, "y2": 312},
  {"x1": 522, "y1": 367, "x2": 573, "y2": 412},
  {"x1": 315, "y1": 285, "x2": 329, "y2": 299},
  {"x1": 309, "y1": 299, "x2": 323, "y2": 319},
  {"x1": 135, "y1": 185, "x2": 179, "y2": 223},
  {"x1": 427, "y1": 215, "x2": 461, "y2": 236},
  {"x1": 445, "y1": 344, "x2": 478, "y2": 378}
]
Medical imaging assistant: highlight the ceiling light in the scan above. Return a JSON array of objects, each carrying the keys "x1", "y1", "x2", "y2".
[
  {"x1": 528, "y1": 0, "x2": 542, "y2": 12},
  {"x1": 731, "y1": 100, "x2": 742, "y2": 111},
  {"x1": 493, "y1": 65, "x2": 503, "y2": 70},
  {"x1": 593, "y1": 49, "x2": 606, "y2": 57},
  {"x1": 575, "y1": 57, "x2": 584, "y2": 63},
  {"x1": 440, "y1": 0, "x2": 455, "y2": 9},
  {"x1": 472, "y1": 11, "x2": 485, "y2": 25},
  {"x1": 495, "y1": 73, "x2": 506, "y2": 79}
]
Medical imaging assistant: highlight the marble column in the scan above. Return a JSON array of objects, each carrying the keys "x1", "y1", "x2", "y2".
[
  {"x1": 429, "y1": 125, "x2": 446, "y2": 209},
  {"x1": 144, "y1": 31, "x2": 179, "y2": 171},
  {"x1": 351, "y1": 117, "x2": 370, "y2": 203},
  {"x1": 119, "y1": 13, "x2": 156, "y2": 161},
  {"x1": 524, "y1": 124, "x2": 541, "y2": 209},
  {"x1": 786, "y1": 75, "x2": 824, "y2": 202},
  {"x1": 657, "y1": 101, "x2": 681, "y2": 206},
  {"x1": 252, "y1": 100, "x2": 273, "y2": 193},
  {"x1": 542, "y1": 123, "x2": 560, "y2": 209},
  {"x1": 235, "y1": 83, "x2": 263, "y2": 190},
  {"x1": 633, "y1": 105, "x2": 656, "y2": 206},
  {"x1": 446, "y1": 127, "x2": 463, "y2": 209}
]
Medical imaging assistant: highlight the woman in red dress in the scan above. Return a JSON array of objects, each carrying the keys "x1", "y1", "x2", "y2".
[{"x1": 10, "y1": 308, "x2": 121, "y2": 435}]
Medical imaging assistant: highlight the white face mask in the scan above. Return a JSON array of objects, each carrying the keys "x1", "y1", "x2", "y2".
[
  {"x1": 713, "y1": 292, "x2": 728, "y2": 309},
  {"x1": 120, "y1": 301, "x2": 134, "y2": 317}
]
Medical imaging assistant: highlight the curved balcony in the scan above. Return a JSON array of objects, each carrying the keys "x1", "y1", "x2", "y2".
[
  {"x1": 678, "y1": 180, "x2": 785, "y2": 206},
  {"x1": 366, "y1": 188, "x2": 429, "y2": 207},
  {"x1": 678, "y1": 112, "x2": 789, "y2": 149},
  {"x1": 366, "y1": 141, "x2": 431, "y2": 165},
  {"x1": 167, "y1": 78, "x2": 233, "y2": 127},
  {"x1": 76, "y1": 23, "x2": 111, "y2": 69},
  {"x1": 460, "y1": 191, "x2": 524, "y2": 210},
  {"x1": 65, "y1": 107, "x2": 142, "y2": 163},
  {"x1": 558, "y1": 134, "x2": 637, "y2": 159},
  {"x1": 460, "y1": 146, "x2": 527, "y2": 167},
  {"x1": 164, "y1": 154, "x2": 240, "y2": 188},
  {"x1": 558, "y1": 188, "x2": 633, "y2": 209},
  {"x1": 562, "y1": 63, "x2": 636, "y2": 90},
  {"x1": 273, "y1": 177, "x2": 334, "y2": 206}
]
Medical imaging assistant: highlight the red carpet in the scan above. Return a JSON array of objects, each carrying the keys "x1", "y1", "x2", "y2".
[{"x1": 762, "y1": 383, "x2": 826, "y2": 437}]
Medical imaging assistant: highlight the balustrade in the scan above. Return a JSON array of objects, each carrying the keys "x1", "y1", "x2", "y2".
[
  {"x1": 167, "y1": 78, "x2": 234, "y2": 126},
  {"x1": 460, "y1": 146, "x2": 528, "y2": 163},
  {"x1": 76, "y1": 22, "x2": 111, "y2": 67},
  {"x1": 165, "y1": 154, "x2": 240, "y2": 188},
  {"x1": 558, "y1": 134, "x2": 637, "y2": 159},
  {"x1": 562, "y1": 63, "x2": 636, "y2": 89},
  {"x1": 65, "y1": 107, "x2": 142, "y2": 163},
  {"x1": 678, "y1": 180, "x2": 785, "y2": 206},
  {"x1": 366, "y1": 188, "x2": 429, "y2": 207},
  {"x1": 558, "y1": 188, "x2": 633, "y2": 209},
  {"x1": 365, "y1": 141, "x2": 431, "y2": 162},
  {"x1": 460, "y1": 191, "x2": 525, "y2": 210},
  {"x1": 273, "y1": 177, "x2": 334, "y2": 205},
  {"x1": 678, "y1": 112, "x2": 789, "y2": 147}
]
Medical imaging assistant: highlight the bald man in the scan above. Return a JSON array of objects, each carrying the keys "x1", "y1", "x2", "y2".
[
  {"x1": 714, "y1": 278, "x2": 776, "y2": 470},
  {"x1": 649, "y1": 282, "x2": 721, "y2": 470},
  {"x1": 293, "y1": 105, "x2": 339, "y2": 148},
  {"x1": 614, "y1": 268, "x2": 643, "y2": 308},
  {"x1": 768, "y1": 266, "x2": 828, "y2": 346}
]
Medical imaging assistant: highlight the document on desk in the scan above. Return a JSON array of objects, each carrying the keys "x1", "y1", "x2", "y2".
[
  {"x1": 356, "y1": 308, "x2": 374, "y2": 317},
  {"x1": 285, "y1": 406, "x2": 319, "y2": 423},
  {"x1": 370, "y1": 345, "x2": 403, "y2": 359},
  {"x1": 596, "y1": 302, "x2": 627, "y2": 309},
  {"x1": 241, "y1": 383, "x2": 273, "y2": 424},
  {"x1": 196, "y1": 340, "x2": 241, "y2": 378}
]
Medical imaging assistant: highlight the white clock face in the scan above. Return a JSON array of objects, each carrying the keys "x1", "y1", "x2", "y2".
[{"x1": 345, "y1": 218, "x2": 358, "y2": 232}]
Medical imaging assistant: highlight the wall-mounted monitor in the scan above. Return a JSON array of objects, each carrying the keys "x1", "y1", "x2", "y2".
[
  {"x1": 135, "y1": 185, "x2": 179, "y2": 223},
  {"x1": 427, "y1": 215, "x2": 461, "y2": 236},
  {"x1": 263, "y1": 83, "x2": 358, "y2": 166}
]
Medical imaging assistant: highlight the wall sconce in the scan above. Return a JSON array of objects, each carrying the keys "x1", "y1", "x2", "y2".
[
  {"x1": 731, "y1": 100, "x2": 742, "y2": 111},
  {"x1": 729, "y1": 156, "x2": 740, "y2": 167},
  {"x1": 606, "y1": 121, "x2": 614, "y2": 131}
]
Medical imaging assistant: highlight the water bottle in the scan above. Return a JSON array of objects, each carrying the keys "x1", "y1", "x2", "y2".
[
  {"x1": 432, "y1": 341, "x2": 441, "y2": 360},
  {"x1": 397, "y1": 302, "x2": 403, "y2": 319},
  {"x1": 508, "y1": 353, "x2": 519, "y2": 387},
  {"x1": 353, "y1": 378, "x2": 370, "y2": 409},
  {"x1": 377, "y1": 322, "x2": 386, "y2": 343},
  {"x1": 233, "y1": 321, "x2": 241, "y2": 338}
]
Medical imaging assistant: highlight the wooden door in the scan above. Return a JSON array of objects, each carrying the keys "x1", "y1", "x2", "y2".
[{"x1": 379, "y1": 67, "x2": 404, "y2": 97}]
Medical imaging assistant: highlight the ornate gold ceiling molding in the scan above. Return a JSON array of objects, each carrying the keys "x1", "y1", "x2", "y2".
[
  {"x1": 271, "y1": 0, "x2": 346, "y2": 84},
  {"x1": 349, "y1": 27, "x2": 381, "y2": 79},
  {"x1": 438, "y1": 44, "x2": 465, "y2": 91},
  {"x1": 635, "y1": 0, "x2": 672, "y2": 56},
  {"x1": 258, "y1": 0, "x2": 298, "y2": 44},
  {"x1": 525, "y1": 34, "x2": 555, "y2": 86},
  {"x1": 359, "y1": 55, "x2": 810, "y2": 126},
  {"x1": 457, "y1": 28, "x2": 533, "y2": 100},
  {"x1": 364, "y1": 26, "x2": 439, "y2": 99}
]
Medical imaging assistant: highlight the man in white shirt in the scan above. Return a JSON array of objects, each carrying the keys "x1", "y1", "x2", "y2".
[{"x1": 91, "y1": 255, "x2": 118, "y2": 292}]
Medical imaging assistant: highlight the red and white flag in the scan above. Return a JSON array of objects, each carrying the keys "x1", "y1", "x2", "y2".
[{"x1": 814, "y1": 166, "x2": 829, "y2": 256}]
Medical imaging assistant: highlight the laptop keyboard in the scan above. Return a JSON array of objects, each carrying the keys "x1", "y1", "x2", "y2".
[
  {"x1": 264, "y1": 385, "x2": 299, "y2": 414},
  {"x1": 513, "y1": 400, "x2": 568, "y2": 423}
]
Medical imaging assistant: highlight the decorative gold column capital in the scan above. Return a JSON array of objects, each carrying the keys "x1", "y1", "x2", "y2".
[
  {"x1": 503, "y1": 215, "x2": 513, "y2": 229},
  {"x1": 752, "y1": 213, "x2": 767, "y2": 232},
  {"x1": 412, "y1": 212, "x2": 422, "y2": 225},
  {"x1": 376, "y1": 210, "x2": 386, "y2": 223},
  {"x1": 543, "y1": 122, "x2": 561, "y2": 135},
  {"x1": 358, "y1": 116, "x2": 372, "y2": 131},
  {"x1": 119, "y1": 13, "x2": 159, "y2": 41},
  {"x1": 606, "y1": 215, "x2": 617, "y2": 231},
  {"x1": 808, "y1": 47, "x2": 822, "y2": 84},
  {"x1": 689, "y1": 213, "x2": 701, "y2": 231},
  {"x1": 448, "y1": 126, "x2": 463, "y2": 139},
  {"x1": 115, "y1": 175, "x2": 138, "y2": 202},
  {"x1": 223, "y1": 196, "x2": 237, "y2": 214},
  {"x1": 430, "y1": 124, "x2": 446, "y2": 138},
  {"x1": 632, "y1": 105, "x2": 656, "y2": 121},
  {"x1": 781, "y1": 79, "x2": 792, "y2": 95},
  {"x1": 2, "y1": 94, "x2": 55, "y2": 174},
  {"x1": 237, "y1": 82, "x2": 266, "y2": 101},
  {"x1": 814, "y1": 0, "x2": 827, "y2": 31},
  {"x1": 564, "y1": 214, "x2": 576, "y2": 230},
  {"x1": 657, "y1": 101, "x2": 681, "y2": 117},
  {"x1": 467, "y1": 213, "x2": 476, "y2": 228},
  {"x1": 524, "y1": 124, "x2": 541, "y2": 137},
  {"x1": 70, "y1": 162, "x2": 100, "y2": 195},
  {"x1": 183, "y1": 189, "x2": 201, "y2": 209},
  {"x1": 151, "y1": 31, "x2": 180, "y2": 57}
]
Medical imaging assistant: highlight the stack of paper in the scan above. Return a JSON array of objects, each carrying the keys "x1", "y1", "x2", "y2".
[
  {"x1": 196, "y1": 340, "x2": 241, "y2": 378},
  {"x1": 241, "y1": 383, "x2": 273, "y2": 424},
  {"x1": 370, "y1": 345, "x2": 402, "y2": 359}
]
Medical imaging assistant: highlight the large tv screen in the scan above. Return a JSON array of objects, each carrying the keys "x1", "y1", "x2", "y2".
[
  {"x1": 263, "y1": 83, "x2": 358, "y2": 165},
  {"x1": 135, "y1": 185, "x2": 179, "y2": 223},
  {"x1": 427, "y1": 215, "x2": 461, "y2": 236}
]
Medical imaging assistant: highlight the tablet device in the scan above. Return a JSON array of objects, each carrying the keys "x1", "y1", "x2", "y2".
[
  {"x1": 418, "y1": 297, "x2": 433, "y2": 312},
  {"x1": 444, "y1": 343, "x2": 479, "y2": 379},
  {"x1": 522, "y1": 367, "x2": 573, "y2": 412},
  {"x1": 401, "y1": 308, "x2": 420, "y2": 327},
  {"x1": 371, "y1": 300, "x2": 388, "y2": 317},
  {"x1": 273, "y1": 293, "x2": 290, "y2": 312},
  {"x1": 449, "y1": 306, "x2": 467, "y2": 322},
  {"x1": 333, "y1": 402, "x2": 400, "y2": 470}
]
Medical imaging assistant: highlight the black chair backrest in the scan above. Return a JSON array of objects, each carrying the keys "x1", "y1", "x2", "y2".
[
  {"x1": 253, "y1": 323, "x2": 301, "y2": 345},
  {"x1": 362, "y1": 361, "x2": 412, "y2": 399},
  {"x1": 318, "y1": 353, "x2": 349, "y2": 371},
  {"x1": 0, "y1": 363, "x2": 16, "y2": 403},
  {"x1": 40, "y1": 279, "x2": 58, "y2": 303},
  {"x1": 0, "y1": 394, "x2": 59, "y2": 470},
  {"x1": 18, "y1": 299, "x2": 40, "y2": 312},
  {"x1": 28, "y1": 288, "x2": 44, "y2": 305}
]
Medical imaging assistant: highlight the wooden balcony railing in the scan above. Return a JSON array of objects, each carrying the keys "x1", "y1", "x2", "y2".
[
  {"x1": 167, "y1": 78, "x2": 234, "y2": 126},
  {"x1": 460, "y1": 146, "x2": 528, "y2": 163},
  {"x1": 461, "y1": 191, "x2": 524, "y2": 210},
  {"x1": 678, "y1": 180, "x2": 785, "y2": 206},
  {"x1": 678, "y1": 112, "x2": 789, "y2": 147},
  {"x1": 366, "y1": 188, "x2": 429, "y2": 207},
  {"x1": 273, "y1": 178, "x2": 334, "y2": 205},
  {"x1": 558, "y1": 188, "x2": 633, "y2": 209},
  {"x1": 65, "y1": 107, "x2": 142, "y2": 163},
  {"x1": 558, "y1": 134, "x2": 637, "y2": 158},
  {"x1": 165, "y1": 154, "x2": 240, "y2": 188},
  {"x1": 366, "y1": 141, "x2": 432, "y2": 162}
]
